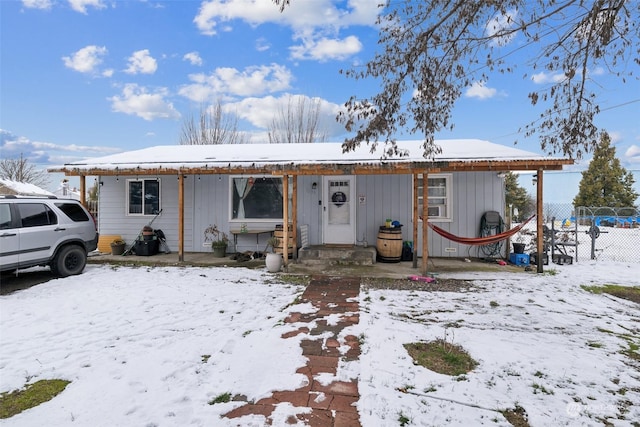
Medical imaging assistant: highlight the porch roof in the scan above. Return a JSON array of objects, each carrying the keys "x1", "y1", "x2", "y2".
[{"x1": 49, "y1": 139, "x2": 573, "y2": 176}]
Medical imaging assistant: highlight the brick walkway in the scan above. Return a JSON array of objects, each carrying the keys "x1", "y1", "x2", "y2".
[{"x1": 224, "y1": 275, "x2": 361, "y2": 426}]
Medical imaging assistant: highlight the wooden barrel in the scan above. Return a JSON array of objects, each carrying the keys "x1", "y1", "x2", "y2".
[
  {"x1": 274, "y1": 224, "x2": 294, "y2": 258},
  {"x1": 377, "y1": 226, "x2": 402, "y2": 262}
]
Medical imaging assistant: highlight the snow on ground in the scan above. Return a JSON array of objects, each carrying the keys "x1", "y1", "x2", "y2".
[{"x1": 1, "y1": 261, "x2": 639, "y2": 426}]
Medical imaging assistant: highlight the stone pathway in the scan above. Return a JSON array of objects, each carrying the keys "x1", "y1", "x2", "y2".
[{"x1": 224, "y1": 275, "x2": 361, "y2": 426}]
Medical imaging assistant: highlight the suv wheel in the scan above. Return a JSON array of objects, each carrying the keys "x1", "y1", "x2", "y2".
[{"x1": 51, "y1": 245, "x2": 86, "y2": 277}]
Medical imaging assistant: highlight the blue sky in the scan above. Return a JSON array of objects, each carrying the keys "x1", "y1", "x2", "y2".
[{"x1": 1, "y1": 0, "x2": 639, "y2": 200}]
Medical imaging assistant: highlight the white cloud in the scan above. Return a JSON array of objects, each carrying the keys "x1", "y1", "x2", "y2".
[
  {"x1": 531, "y1": 72, "x2": 566, "y2": 84},
  {"x1": 109, "y1": 84, "x2": 180, "y2": 121},
  {"x1": 179, "y1": 63, "x2": 293, "y2": 102},
  {"x1": 625, "y1": 145, "x2": 640, "y2": 163},
  {"x1": 608, "y1": 130, "x2": 623, "y2": 144},
  {"x1": 21, "y1": 0, "x2": 52, "y2": 9},
  {"x1": 290, "y1": 35, "x2": 362, "y2": 61},
  {"x1": 193, "y1": 0, "x2": 378, "y2": 36},
  {"x1": 464, "y1": 81, "x2": 497, "y2": 99},
  {"x1": 67, "y1": 0, "x2": 105, "y2": 14},
  {"x1": 226, "y1": 93, "x2": 344, "y2": 137},
  {"x1": 486, "y1": 9, "x2": 518, "y2": 46},
  {"x1": 183, "y1": 51, "x2": 203, "y2": 66},
  {"x1": 62, "y1": 45, "x2": 108, "y2": 74},
  {"x1": 125, "y1": 49, "x2": 158, "y2": 75},
  {"x1": 255, "y1": 37, "x2": 270, "y2": 52}
]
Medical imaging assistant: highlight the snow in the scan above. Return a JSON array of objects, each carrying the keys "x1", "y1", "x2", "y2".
[
  {"x1": 48, "y1": 139, "x2": 564, "y2": 173},
  {"x1": 0, "y1": 178, "x2": 54, "y2": 196},
  {"x1": 1, "y1": 260, "x2": 639, "y2": 426}
]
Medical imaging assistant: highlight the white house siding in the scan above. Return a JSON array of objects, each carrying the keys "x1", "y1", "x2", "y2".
[
  {"x1": 97, "y1": 175, "x2": 194, "y2": 252},
  {"x1": 98, "y1": 171, "x2": 504, "y2": 257}
]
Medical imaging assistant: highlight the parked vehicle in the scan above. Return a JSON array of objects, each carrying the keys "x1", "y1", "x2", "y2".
[{"x1": 0, "y1": 196, "x2": 98, "y2": 276}]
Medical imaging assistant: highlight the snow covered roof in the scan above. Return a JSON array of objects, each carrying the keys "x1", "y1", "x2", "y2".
[
  {"x1": 49, "y1": 139, "x2": 573, "y2": 176},
  {"x1": 0, "y1": 178, "x2": 54, "y2": 196}
]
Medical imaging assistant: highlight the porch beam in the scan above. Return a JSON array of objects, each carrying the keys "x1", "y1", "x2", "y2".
[
  {"x1": 421, "y1": 170, "x2": 429, "y2": 276},
  {"x1": 412, "y1": 173, "x2": 418, "y2": 269},
  {"x1": 79, "y1": 175, "x2": 86, "y2": 207},
  {"x1": 282, "y1": 173, "x2": 289, "y2": 267},
  {"x1": 291, "y1": 175, "x2": 298, "y2": 261},
  {"x1": 535, "y1": 169, "x2": 544, "y2": 273},
  {"x1": 178, "y1": 174, "x2": 185, "y2": 262}
]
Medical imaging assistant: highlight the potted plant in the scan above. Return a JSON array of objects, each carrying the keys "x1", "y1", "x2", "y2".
[
  {"x1": 110, "y1": 238, "x2": 126, "y2": 255},
  {"x1": 265, "y1": 236, "x2": 283, "y2": 272},
  {"x1": 209, "y1": 224, "x2": 229, "y2": 258}
]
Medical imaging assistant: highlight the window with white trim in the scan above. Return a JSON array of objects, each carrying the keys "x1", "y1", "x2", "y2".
[
  {"x1": 231, "y1": 176, "x2": 290, "y2": 221},
  {"x1": 416, "y1": 174, "x2": 452, "y2": 221},
  {"x1": 127, "y1": 179, "x2": 160, "y2": 215}
]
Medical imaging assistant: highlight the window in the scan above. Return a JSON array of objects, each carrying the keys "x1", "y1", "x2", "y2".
[
  {"x1": 0, "y1": 204, "x2": 13, "y2": 229},
  {"x1": 416, "y1": 174, "x2": 452, "y2": 221},
  {"x1": 231, "y1": 176, "x2": 285, "y2": 221},
  {"x1": 55, "y1": 202, "x2": 90, "y2": 222},
  {"x1": 127, "y1": 179, "x2": 160, "y2": 215},
  {"x1": 18, "y1": 203, "x2": 58, "y2": 227}
]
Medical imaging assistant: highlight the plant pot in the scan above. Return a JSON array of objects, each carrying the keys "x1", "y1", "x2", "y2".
[
  {"x1": 512, "y1": 243, "x2": 526, "y2": 254},
  {"x1": 212, "y1": 245, "x2": 227, "y2": 258},
  {"x1": 265, "y1": 252, "x2": 283, "y2": 273},
  {"x1": 110, "y1": 243, "x2": 125, "y2": 255}
]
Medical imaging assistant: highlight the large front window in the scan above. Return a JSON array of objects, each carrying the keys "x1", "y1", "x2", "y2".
[
  {"x1": 416, "y1": 174, "x2": 452, "y2": 221},
  {"x1": 231, "y1": 176, "x2": 284, "y2": 220},
  {"x1": 127, "y1": 179, "x2": 160, "y2": 215}
]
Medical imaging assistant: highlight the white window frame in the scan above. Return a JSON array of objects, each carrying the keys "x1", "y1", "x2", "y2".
[
  {"x1": 228, "y1": 175, "x2": 292, "y2": 223},
  {"x1": 415, "y1": 173, "x2": 453, "y2": 222},
  {"x1": 126, "y1": 178, "x2": 161, "y2": 216}
]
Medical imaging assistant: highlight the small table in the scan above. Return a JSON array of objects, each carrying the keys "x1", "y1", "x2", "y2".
[{"x1": 229, "y1": 228, "x2": 274, "y2": 252}]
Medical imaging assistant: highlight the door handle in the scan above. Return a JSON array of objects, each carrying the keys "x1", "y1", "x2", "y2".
[
  {"x1": 54, "y1": 227, "x2": 66, "y2": 231},
  {"x1": 0, "y1": 232, "x2": 17, "y2": 237}
]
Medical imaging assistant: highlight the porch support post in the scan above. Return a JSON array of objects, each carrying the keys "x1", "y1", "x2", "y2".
[
  {"x1": 412, "y1": 173, "x2": 419, "y2": 269},
  {"x1": 79, "y1": 175, "x2": 86, "y2": 207},
  {"x1": 535, "y1": 169, "x2": 544, "y2": 273},
  {"x1": 178, "y1": 174, "x2": 185, "y2": 262},
  {"x1": 421, "y1": 170, "x2": 429, "y2": 275},
  {"x1": 282, "y1": 173, "x2": 289, "y2": 267},
  {"x1": 291, "y1": 175, "x2": 298, "y2": 260}
]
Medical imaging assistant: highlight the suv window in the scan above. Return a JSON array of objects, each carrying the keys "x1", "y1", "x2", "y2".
[
  {"x1": 0, "y1": 204, "x2": 13, "y2": 229},
  {"x1": 55, "y1": 202, "x2": 90, "y2": 222},
  {"x1": 18, "y1": 203, "x2": 58, "y2": 227}
]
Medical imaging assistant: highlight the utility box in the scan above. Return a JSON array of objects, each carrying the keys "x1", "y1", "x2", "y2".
[{"x1": 509, "y1": 253, "x2": 530, "y2": 266}]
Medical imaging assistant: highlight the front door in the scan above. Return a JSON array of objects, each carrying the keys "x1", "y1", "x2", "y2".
[{"x1": 322, "y1": 176, "x2": 355, "y2": 244}]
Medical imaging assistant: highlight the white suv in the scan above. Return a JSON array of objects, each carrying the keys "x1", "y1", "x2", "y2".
[{"x1": 0, "y1": 196, "x2": 98, "y2": 276}]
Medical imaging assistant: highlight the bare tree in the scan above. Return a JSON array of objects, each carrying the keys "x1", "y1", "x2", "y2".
[
  {"x1": 0, "y1": 154, "x2": 49, "y2": 188},
  {"x1": 179, "y1": 102, "x2": 248, "y2": 145},
  {"x1": 268, "y1": 95, "x2": 327, "y2": 144},
  {"x1": 274, "y1": 0, "x2": 638, "y2": 159}
]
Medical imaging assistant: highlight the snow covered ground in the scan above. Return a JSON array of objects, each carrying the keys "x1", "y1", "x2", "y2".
[{"x1": 1, "y1": 260, "x2": 638, "y2": 426}]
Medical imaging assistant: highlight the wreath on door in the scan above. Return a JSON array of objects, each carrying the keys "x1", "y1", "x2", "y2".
[{"x1": 331, "y1": 191, "x2": 346, "y2": 207}]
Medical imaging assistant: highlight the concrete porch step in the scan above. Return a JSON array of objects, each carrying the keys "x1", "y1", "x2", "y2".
[{"x1": 298, "y1": 245, "x2": 377, "y2": 266}]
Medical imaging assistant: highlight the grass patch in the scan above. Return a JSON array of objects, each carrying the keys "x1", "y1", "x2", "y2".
[
  {"x1": 581, "y1": 284, "x2": 640, "y2": 304},
  {"x1": 489, "y1": 300, "x2": 499, "y2": 308},
  {"x1": 0, "y1": 379, "x2": 71, "y2": 419},
  {"x1": 404, "y1": 340, "x2": 478, "y2": 376},
  {"x1": 398, "y1": 412, "x2": 411, "y2": 426},
  {"x1": 500, "y1": 405, "x2": 530, "y2": 427},
  {"x1": 208, "y1": 392, "x2": 231, "y2": 405},
  {"x1": 201, "y1": 354, "x2": 211, "y2": 363}
]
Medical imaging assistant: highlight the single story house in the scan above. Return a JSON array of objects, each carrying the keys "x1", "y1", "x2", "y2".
[
  {"x1": 49, "y1": 139, "x2": 573, "y2": 274},
  {"x1": 0, "y1": 178, "x2": 54, "y2": 197}
]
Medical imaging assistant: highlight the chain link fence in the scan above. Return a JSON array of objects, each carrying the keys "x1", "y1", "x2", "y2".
[{"x1": 516, "y1": 204, "x2": 639, "y2": 264}]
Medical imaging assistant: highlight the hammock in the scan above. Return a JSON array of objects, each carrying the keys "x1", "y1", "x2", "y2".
[{"x1": 428, "y1": 215, "x2": 536, "y2": 246}]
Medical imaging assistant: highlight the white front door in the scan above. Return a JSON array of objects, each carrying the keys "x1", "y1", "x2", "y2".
[{"x1": 322, "y1": 176, "x2": 355, "y2": 244}]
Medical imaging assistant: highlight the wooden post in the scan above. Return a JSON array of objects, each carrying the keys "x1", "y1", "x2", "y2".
[
  {"x1": 412, "y1": 173, "x2": 419, "y2": 269},
  {"x1": 421, "y1": 170, "x2": 429, "y2": 276},
  {"x1": 178, "y1": 174, "x2": 184, "y2": 262},
  {"x1": 79, "y1": 175, "x2": 86, "y2": 207},
  {"x1": 536, "y1": 169, "x2": 544, "y2": 273},
  {"x1": 291, "y1": 175, "x2": 298, "y2": 260},
  {"x1": 282, "y1": 174, "x2": 289, "y2": 266}
]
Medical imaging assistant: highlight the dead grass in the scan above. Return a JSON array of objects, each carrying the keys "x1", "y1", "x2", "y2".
[
  {"x1": 0, "y1": 379, "x2": 71, "y2": 419},
  {"x1": 404, "y1": 340, "x2": 478, "y2": 376},
  {"x1": 581, "y1": 284, "x2": 640, "y2": 304},
  {"x1": 500, "y1": 405, "x2": 530, "y2": 427}
]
